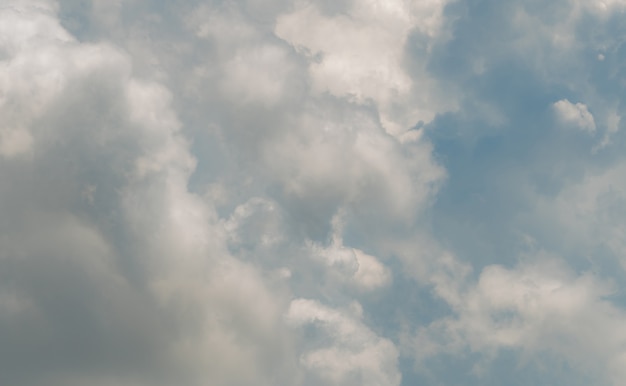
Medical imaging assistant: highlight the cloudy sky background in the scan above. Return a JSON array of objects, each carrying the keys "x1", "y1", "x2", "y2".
[{"x1": 2, "y1": 0, "x2": 626, "y2": 385}]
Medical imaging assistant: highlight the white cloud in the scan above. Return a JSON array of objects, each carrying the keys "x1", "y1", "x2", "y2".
[
  {"x1": 308, "y1": 210, "x2": 392, "y2": 291},
  {"x1": 261, "y1": 104, "x2": 445, "y2": 225},
  {"x1": 275, "y1": 0, "x2": 456, "y2": 136},
  {"x1": 6, "y1": 0, "x2": 626, "y2": 384},
  {"x1": 185, "y1": 4, "x2": 306, "y2": 108},
  {"x1": 286, "y1": 298, "x2": 401, "y2": 386},
  {"x1": 585, "y1": 0, "x2": 626, "y2": 15},
  {"x1": 220, "y1": 44, "x2": 299, "y2": 106},
  {"x1": 411, "y1": 254, "x2": 626, "y2": 383},
  {"x1": 553, "y1": 99, "x2": 597, "y2": 133},
  {"x1": 526, "y1": 161, "x2": 626, "y2": 271},
  {"x1": 1, "y1": 0, "x2": 447, "y2": 384}
]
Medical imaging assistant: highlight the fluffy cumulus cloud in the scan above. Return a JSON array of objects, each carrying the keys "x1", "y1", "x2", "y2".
[
  {"x1": 553, "y1": 99, "x2": 597, "y2": 133},
  {"x1": 3, "y1": 0, "x2": 626, "y2": 385},
  {"x1": 411, "y1": 255, "x2": 626, "y2": 384}
]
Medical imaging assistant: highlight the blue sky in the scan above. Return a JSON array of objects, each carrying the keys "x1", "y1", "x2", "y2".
[{"x1": 1, "y1": 0, "x2": 626, "y2": 385}]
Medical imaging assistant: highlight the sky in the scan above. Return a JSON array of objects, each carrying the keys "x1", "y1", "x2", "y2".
[{"x1": 1, "y1": 0, "x2": 626, "y2": 385}]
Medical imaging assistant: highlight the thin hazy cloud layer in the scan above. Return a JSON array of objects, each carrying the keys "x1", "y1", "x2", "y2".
[{"x1": 1, "y1": 0, "x2": 626, "y2": 385}]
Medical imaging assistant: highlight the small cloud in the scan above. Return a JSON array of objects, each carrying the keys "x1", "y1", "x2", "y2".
[
  {"x1": 308, "y1": 210, "x2": 392, "y2": 291},
  {"x1": 553, "y1": 99, "x2": 597, "y2": 133}
]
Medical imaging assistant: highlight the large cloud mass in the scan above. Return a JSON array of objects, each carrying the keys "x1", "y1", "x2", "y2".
[{"x1": 2, "y1": 0, "x2": 626, "y2": 385}]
